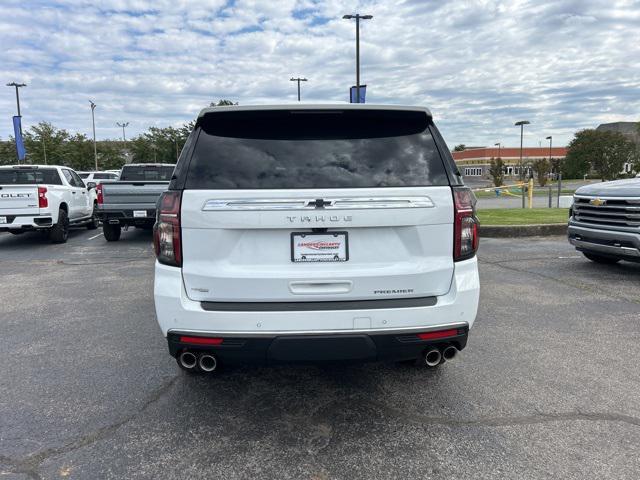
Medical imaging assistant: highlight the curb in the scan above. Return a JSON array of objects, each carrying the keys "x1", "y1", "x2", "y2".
[{"x1": 480, "y1": 223, "x2": 567, "y2": 238}]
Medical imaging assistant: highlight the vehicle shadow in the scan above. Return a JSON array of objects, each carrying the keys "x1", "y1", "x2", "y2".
[{"x1": 0, "y1": 228, "x2": 89, "y2": 249}]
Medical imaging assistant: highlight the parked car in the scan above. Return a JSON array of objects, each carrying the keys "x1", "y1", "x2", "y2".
[
  {"x1": 97, "y1": 163, "x2": 175, "y2": 241},
  {"x1": 153, "y1": 104, "x2": 480, "y2": 374},
  {"x1": 568, "y1": 177, "x2": 640, "y2": 263},
  {"x1": 0, "y1": 165, "x2": 99, "y2": 243},
  {"x1": 77, "y1": 171, "x2": 120, "y2": 184}
]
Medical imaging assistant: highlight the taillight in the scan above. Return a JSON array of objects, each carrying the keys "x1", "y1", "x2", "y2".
[
  {"x1": 453, "y1": 186, "x2": 479, "y2": 261},
  {"x1": 96, "y1": 183, "x2": 103, "y2": 205},
  {"x1": 38, "y1": 186, "x2": 48, "y2": 208},
  {"x1": 153, "y1": 191, "x2": 182, "y2": 267}
]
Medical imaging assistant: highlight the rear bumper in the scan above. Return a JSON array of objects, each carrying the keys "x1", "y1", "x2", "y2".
[
  {"x1": 154, "y1": 257, "x2": 479, "y2": 363},
  {"x1": 0, "y1": 214, "x2": 53, "y2": 231},
  {"x1": 568, "y1": 223, "x2": 640, "y2": 262},
  {"x1": 167, "y1": 325, "x2": 469, "y2": 365},
  {"x1": 98, "y1": 208, "x2": 156, "y2": 225}
]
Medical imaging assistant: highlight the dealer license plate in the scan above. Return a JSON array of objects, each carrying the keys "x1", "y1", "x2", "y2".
[
  {"x1": 0, "y1": 216, "x2": 6, "y2": 224},
  {"x1": 133, "y1": 210, "x2": 147, "y2": 218},
  {"x1": 291, "y1": 232, "x2": 349, "y2": 263}
]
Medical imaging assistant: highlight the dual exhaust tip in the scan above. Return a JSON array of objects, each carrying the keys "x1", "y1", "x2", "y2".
[
  {"x1": 424, "y1": 345, "x2": 458, "y2": 367},
  {"x1": 179, "y1": 351, "x2": 218, "y2": 373}
]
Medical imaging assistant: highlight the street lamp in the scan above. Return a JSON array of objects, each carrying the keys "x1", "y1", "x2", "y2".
[
  {"x1": 494, "y1": 142, "x2": 501, "y2": 158},
  {"x1": 290, "y1": 77, "x2": 308, "y2": 101},
  {"x1": 6, "y1": 82, "x2": 27, "y2": 134},
  {"x1": 89, "y1": 100, "x2": 98, "y2": 170},
  {"x1": 116, "y1": 122, "x2": 129, "y2": 141},
  {"x1": 343, "y1": 13, "x2": 373, "y2": 104},
  {"x1": 515, "y1": 120, "x2": 530, "y2": 208}
]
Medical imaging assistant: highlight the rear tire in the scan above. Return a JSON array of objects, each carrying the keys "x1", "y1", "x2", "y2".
[
  {"x1": 49, "y1": 209, "x2": 69, "y2": 244},
  {"x1": 583, "y1": 252, "x2": 620, "y2": 264},
  {"x1": 86, "y1": 204, "x2": 99, "y2": 230},
  {"x1": 103, "y1": 223, "x2": 121, "y2": 242}
]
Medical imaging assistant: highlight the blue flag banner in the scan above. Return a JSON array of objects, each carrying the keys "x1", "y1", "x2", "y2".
[
  {"x1": 13, "y1": 116, "x2": 26, "y2": 161},
  {"x1": 349, "y1": 85, "x2": 367, "y2": 103}
]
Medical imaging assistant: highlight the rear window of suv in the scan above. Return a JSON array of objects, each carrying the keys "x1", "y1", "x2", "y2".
[
  {"x1": 186, "y1": 109, "x2": 449, "y2": 189},
  {"x1": 0, "y1": 168, "x2": 62, "y2": 185}
]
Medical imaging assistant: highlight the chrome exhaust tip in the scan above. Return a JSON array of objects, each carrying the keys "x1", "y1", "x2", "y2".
[
  {"x1": 179, "y1": 351, "x2": 197, "y2": 370},
  {"x1": 198, "y1": 353, "x2": 218, "y2": 373},
  {"x1": 442, "y1": 346, "x2": 458, "y2": 361},
  {"x1": 424, "y1": 349, "x2": 442, "y2": 367}
]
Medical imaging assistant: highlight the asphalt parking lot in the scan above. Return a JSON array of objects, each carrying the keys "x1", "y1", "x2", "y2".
[{"x1": 1, "y1": 229, "x2": 639, "y2": 479}]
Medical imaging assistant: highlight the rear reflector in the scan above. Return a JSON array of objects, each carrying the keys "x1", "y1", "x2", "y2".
[
  {"x1": 179, "y1": 336, "x2": 223, "y2": 345},
  {"x1": 417, "y1": 329, "x2": 459, "y2": 340}
]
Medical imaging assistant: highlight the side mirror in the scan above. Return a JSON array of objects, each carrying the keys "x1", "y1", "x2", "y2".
[{"x1": 87, "y1": 182, "x2": 97, "y2": 190}]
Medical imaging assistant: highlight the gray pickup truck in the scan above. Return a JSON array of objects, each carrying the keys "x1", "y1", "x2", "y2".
[
  {"x1": 568, "y1": 177, "x2": 640, "y2": 264},
  {"x1": 97, "y1": 163, "x2": 175, "y2": 241}
]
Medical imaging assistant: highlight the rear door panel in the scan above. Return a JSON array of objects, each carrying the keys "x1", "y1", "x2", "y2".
[{"x1": 181, "y1": 187, "x2": 454, "y2": 302}]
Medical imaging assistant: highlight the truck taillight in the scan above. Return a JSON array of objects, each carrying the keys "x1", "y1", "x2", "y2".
[
  {"x1": 96, "y1": 184, "x2": 103, "y2": 205},
  {"x1": 38, "y1": 186, "x2": 48, "y2": 208},
  {"x1": 453, "y1": 186, "x2": 479, "y2": 261},
  {"x1": 153, "y1": 191, "x2": 182, "y2": 267}
]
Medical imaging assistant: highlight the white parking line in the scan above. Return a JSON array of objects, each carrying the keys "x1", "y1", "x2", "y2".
[{"x1": 88, "y1": 233, "x2": 103, "y2": 240}]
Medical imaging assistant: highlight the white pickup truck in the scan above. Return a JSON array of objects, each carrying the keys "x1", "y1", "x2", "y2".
[{"x1": 0, "y1": 165, "x2": 99, "y2": 243}]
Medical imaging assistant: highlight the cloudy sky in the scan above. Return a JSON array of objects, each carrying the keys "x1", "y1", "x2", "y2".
[{"x1": 1, "y1": 0, "x2": 639, "y2": 148}]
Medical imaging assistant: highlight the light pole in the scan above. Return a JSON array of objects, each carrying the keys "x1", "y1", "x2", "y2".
[
  {"x1": 89, "y1": 100, "x2": 98, "y2": 170},
  {"x1": 290, "y1": 77, "x2": 308, "y2": 101},
  {"x1": 546, "y1": 135, "x2": 552, "y2": 163},
  {"x1": 494, "y1": 142, "x2": 501, "y2": 158},
  {"x1": 343, "y1": 13, "x2": 373, "y2": 104},
  {"x1": 6, "y1": 82, "x2": 27, "y2": 134},
  {"x1": 515, "y1": 120, "x2": 530, "y2": 208},
  {"x1": 116, "y1": 122, "x2": 129, "y2": 141}
]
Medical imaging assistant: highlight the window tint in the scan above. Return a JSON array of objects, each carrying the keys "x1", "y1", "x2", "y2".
[
  {"x1": 0, "y1": 168, "x2": 63, "y2": 185},
  {"x1": 70, "y1": 170, "x2": 85, "y2": 188},
  {"x1": 61, "y1": 169, "x2": 75, "y2": 186},
  {"x1": 120, "y1": 165, "x2": 175, "y2": 181},
  {"x1": 186, "y1": 110, "x2": 449, "y2": 189},
  {"x1": 93, "y1": 173, "x2": 118, "y2": 180},
  {"x1": 78, "y1": 173, "x2": 90, "y2": 179}
]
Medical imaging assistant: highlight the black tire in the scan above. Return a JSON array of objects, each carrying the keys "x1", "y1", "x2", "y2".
[
  {"x1": 86, "y1": 203, "x2": 99, "y2": 230},
  {"x1": 103, "y1": 223, "x2": 121, "y2": 242},
  {"x1": 9, "y1": 230, "x2": 25, "y2": 235},
  {"x1": 49, "y1": 209, "x2": 69, "y2": 243},
  {"x1": 583, "y1": 252, "x2": 620, "y2": 264}
]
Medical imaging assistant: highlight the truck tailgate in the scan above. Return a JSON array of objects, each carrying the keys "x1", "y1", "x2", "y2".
[
  {"x1": 100, "y1": 182, "x2": 169, "y2": 209},
  {"x1": 0, "y1": 185, "x2": 40, "y2": 215}
]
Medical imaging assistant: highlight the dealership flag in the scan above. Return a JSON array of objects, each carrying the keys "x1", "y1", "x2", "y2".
[
  {"x1": 13, "y1": 116, "x2": 26, "y2": 161},
  {"x1": 349, "y1": 85, "x2": 367, "y2": 103}
]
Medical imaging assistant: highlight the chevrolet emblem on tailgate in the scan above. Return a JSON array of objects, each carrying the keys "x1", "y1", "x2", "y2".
[{"x1": 589, "y1": 198, "x2": 606, "y2": 207}]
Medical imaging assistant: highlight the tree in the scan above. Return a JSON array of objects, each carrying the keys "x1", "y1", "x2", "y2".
[
  {"x1": 564, "y1": 129, "x2": 636, "y2": 181},
  {"x1": 129, "y1": 124, "x2": 192, "y2": 164},
  {"x1": 453, "y1": 144, "x2": 466, "y2": 152},
  {"x1": 532, "y1": 158, "x2": 550, "y2": 186},
  {"x1": 210, "y1": 99, "x2": 237, "y2": 107},
  {"x1": 23, "y1": 122, "x2": 70, "y2": 166},
  {"x1": 0, "y1": 138, "x2": 16, "y2": 165},
  {"x1": 488, "y1": 157, "x2": 505, "y2": 187}
]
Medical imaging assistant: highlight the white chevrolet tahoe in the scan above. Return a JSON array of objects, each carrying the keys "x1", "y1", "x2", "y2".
[
  {"x1": 153, "y1": 105, "x2": 480, "y2": 373},
  {"x1": 0, "y1": 165, "x2": 99, "y2": 243}
]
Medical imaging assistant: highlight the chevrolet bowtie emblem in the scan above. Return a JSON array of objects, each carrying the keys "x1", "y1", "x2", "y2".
[{"x1": 589, "y1": 198, "x2": 606, "y2": 207}]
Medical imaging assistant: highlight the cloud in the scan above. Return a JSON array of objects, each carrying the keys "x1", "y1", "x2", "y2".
[{"x1": 0, "y1": 0, "x2": 638, "y2": 148}]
